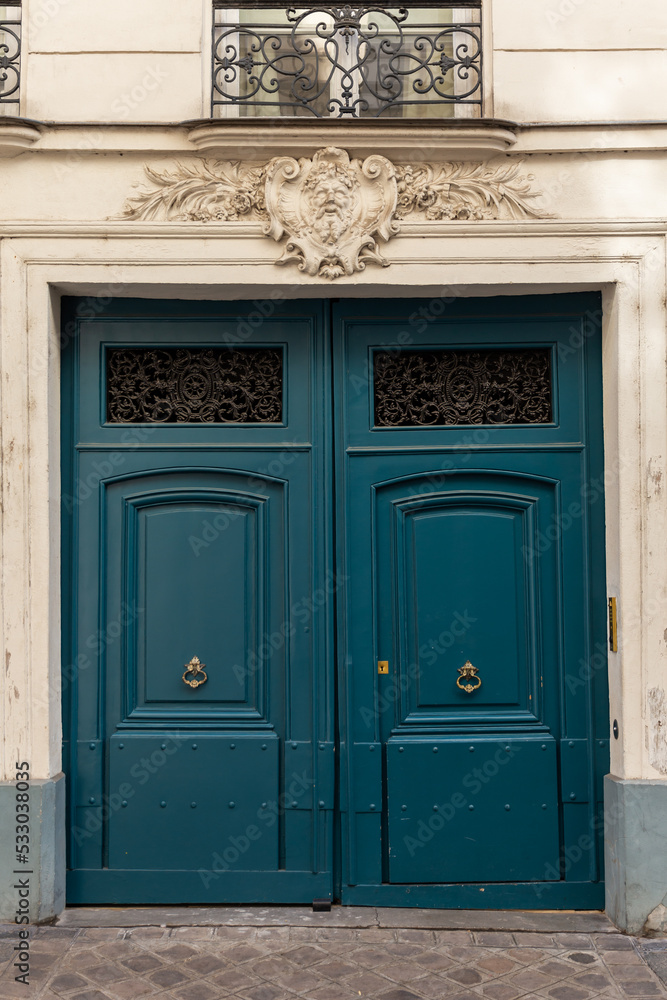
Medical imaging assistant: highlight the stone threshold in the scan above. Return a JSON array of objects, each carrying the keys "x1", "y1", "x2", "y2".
[{"x1": 56, "y1": 905, "x2": 616, "y2": 933}]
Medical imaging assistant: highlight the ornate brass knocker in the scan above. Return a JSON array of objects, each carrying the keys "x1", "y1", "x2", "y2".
[
  {"x1": 182, "y1": 655, "x2": 207, "y2": 689},
  {"x1": 457, "y1": 660, "x2": 481, "y2": 693}
]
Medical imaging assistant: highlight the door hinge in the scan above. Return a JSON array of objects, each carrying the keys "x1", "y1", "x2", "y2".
[{"x1": 608, "y1": 597, "x2": 618, "y2": 652}]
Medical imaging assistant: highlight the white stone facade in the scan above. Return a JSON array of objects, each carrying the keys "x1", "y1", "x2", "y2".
[{"x1": 1, "y1": 0, "x2": 667, "y2": 929}]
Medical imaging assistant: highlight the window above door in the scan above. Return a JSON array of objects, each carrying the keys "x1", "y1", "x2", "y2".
[{"x1": 211, "y1": 2, "x2": 483, "y2": 120}]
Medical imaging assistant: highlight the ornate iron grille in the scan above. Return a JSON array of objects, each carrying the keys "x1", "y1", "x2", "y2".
[
  {"x1": 212, "y1": 2, "x2": 482, "y2": 118},
  {"x1": 374, "y1": 348, "x2": 552, "y2": 426},
  {"x1": 0, "y1": 1, "x2": 21, "y2": 110},
  {"x1": 106, "y1": 347, "x2": 284, "y2": 423}
]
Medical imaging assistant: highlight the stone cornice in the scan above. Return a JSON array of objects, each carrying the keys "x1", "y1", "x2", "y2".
[
  {"x1": 6, "y1": 118, "x2": 667, "y2": 157},
  {"x1": 0, "y1": 117, "x2": 43, "y2": 157},
  {"x1": 186, "y1": 120, "x2": 519, "y2": 162},
  {"x1": 1, "y1": 220, "x2": 664, "y2": 237}
]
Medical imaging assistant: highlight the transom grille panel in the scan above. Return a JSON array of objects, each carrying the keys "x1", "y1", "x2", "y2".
[
  {"x1": 373, "y1": 348, "x2": 552, "y2": 426},
  {"x1": 106, "y1": 347, "x2": 283, "y2": 423}
]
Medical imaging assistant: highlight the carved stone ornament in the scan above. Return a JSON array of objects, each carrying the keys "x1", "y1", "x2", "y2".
[
  {"x1": 394, "y1": 161, "x2": 547, "y2": 222},
  {"x1": 265, "y1": 147, "x2": 398, "y2": 279},
  {"x1": 120, "y1": 148, "x2": 549, "y2": 279}
]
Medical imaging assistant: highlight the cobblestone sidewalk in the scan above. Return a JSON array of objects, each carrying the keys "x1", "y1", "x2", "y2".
[{"x1": 1, "y1": 921, "x2": 666, "y2": 1000}]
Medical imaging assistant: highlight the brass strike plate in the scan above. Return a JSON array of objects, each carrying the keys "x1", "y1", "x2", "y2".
[
  {"x1": 608, "y1": 597, "x2": 618, "y2": 652},
  {"x1": 378, "y1": 660, "x2": 389, "y2": 675}
]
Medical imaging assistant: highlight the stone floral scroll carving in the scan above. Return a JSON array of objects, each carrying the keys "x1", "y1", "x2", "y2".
[
  {"x1": 121, "y1": 160, "x2": 269, "y2": 222},
  {"x1": 120, "y1": 149, "x2": 549, "y2": 279},
  {"x1": 394, "y1": 161, "x2": 547, "y2": 221}
]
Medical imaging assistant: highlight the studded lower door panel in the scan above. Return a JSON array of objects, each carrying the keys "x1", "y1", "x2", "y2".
[
  {"x1": 387, "y1": 737, "x2": 559, "y2": 883},
  {"x1": 108, "y1": 735, "x2": 279, "y2": 870}
]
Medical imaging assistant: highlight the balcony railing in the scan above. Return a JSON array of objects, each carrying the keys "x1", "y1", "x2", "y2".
[
  {"x1": 212, "y1": 2, "x2": 482, "y2": 119},
  {"x1": 0, "y1": 1, "x2": 20, "y2": 111}
]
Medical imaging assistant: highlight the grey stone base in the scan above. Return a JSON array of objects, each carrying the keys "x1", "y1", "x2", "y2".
[
  {"x1": 605, "y1": 774, "x2": 667, "y2": 934},
  {"x1": 0, "y1": 773, "x2": 66, "y2": 923}
]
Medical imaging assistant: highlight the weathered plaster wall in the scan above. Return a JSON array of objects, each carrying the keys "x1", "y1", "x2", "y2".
[
  {"x1": 491, "y1": 0, "x2": 667, "y2": 121},
  {"x1": 648, "y1": 687, "x2": 667, "y2": 776},
  {"x1": 23, "y1": 0, "x2": 205, "y2": 122}
]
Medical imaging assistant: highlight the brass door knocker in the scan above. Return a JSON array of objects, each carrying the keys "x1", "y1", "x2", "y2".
[
  {"x1": 182, "y1": 655, "x2": 207, "y2": 689},
  {"x1": 457, "y1": 660, "x2": 481, "y2": 693}
]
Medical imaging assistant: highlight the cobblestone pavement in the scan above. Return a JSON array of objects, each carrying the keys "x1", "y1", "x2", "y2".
[{"x1": 1, "y1": 923, "x2": 666, "y2": 1000}]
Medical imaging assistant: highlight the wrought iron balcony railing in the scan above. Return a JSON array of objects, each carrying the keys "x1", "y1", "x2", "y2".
[
  {"x1": 212, "y1": 2, "x2": 482, "y2": 119},
  {"x1": 0, "y1": 1, "x2": 20, "y2": 111}
]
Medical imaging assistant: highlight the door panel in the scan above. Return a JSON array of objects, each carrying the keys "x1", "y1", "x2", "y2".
[
  {"x1": 334, "y1": 294, "x2": 609, "y2": 908},
  {"x1": 107, "y1": 734, "x2": 280, "y2": 870},
  {"x1": 386, "y1": 736, "x2": 559, "y2": 883},
  {"x1": 407, "y1": 502, "x2": 529, "y2": 710},
  {"x1": 62, "y1": 299, "x2": 334, "y2": 903},
  {"x1": 375, "y1": 474, "x2": 556, "y2": 726},
  {"x1": 136, "y1": 498, "x2": 258, "y2": 707},
  {"x1": 103, "y1": 471, "x2": 283, "y2": 722}
]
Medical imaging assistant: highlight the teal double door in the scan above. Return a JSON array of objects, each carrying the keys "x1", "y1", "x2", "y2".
[{"x1": 62, "y1": 294, "x2": 609, "y2": 907}]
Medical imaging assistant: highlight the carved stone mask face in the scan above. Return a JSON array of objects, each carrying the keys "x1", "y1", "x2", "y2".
[
  {"x1": 310, "y1": 177, "x2": 353, "y2": 219},
  {"x1": 305, "y1": 163, "x2": 358, "y2": 239}
]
